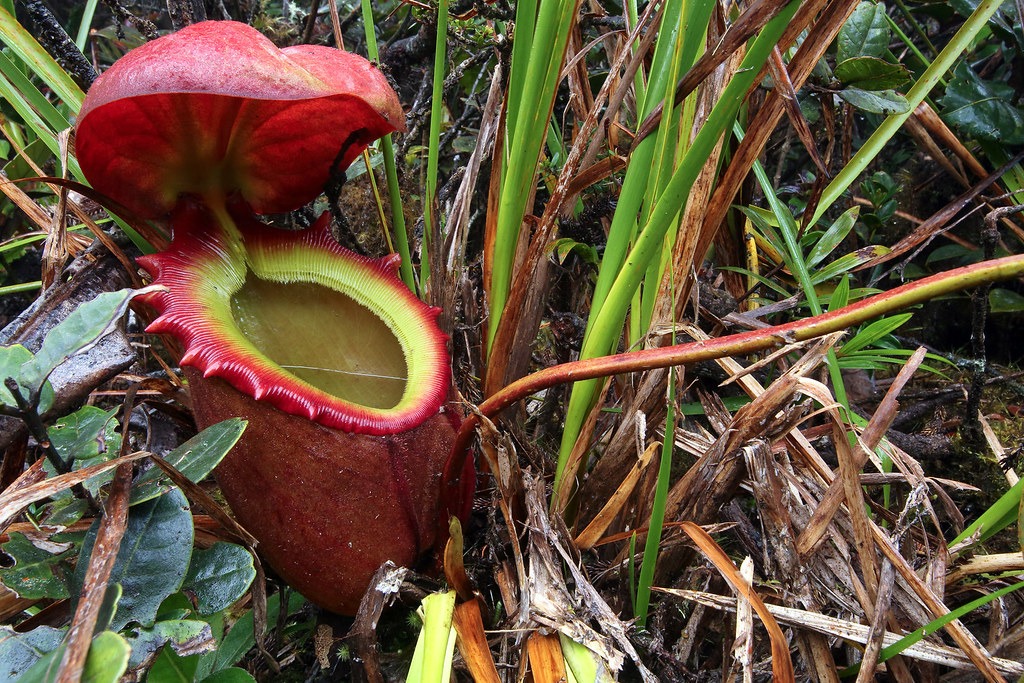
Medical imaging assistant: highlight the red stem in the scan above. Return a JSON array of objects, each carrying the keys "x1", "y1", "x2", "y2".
[{"x1": 442, "y1": 253, "x2": 1024, "y2": 518}]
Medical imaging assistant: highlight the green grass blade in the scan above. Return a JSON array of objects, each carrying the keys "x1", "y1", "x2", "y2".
[
  {"x1": 839, "y1": 581, "x2": 1024, "y2": 677},
  {"x1": 74, "y1": 0, "x2": 100, "y2": 51},
  {"x1": 0, "y1": 50, "x2": 71, "y2": 134},
  {"x1": 586, "y1": 0, "x2": 702, "y2": 330},
  {"x1": 420, "y1": 0, "x2": 449, "y2": 292},
  {"x1": 635, "y1": 368, "x2": 675, "y2": 626},
  {"x1": 555, "y1": 1, "x2": 800, "y2": 494},
  {"x1": 0, "y1": 5, "x2": 85, "y2": 112},
  {"x1": 360, "y1": 0, "x2": 415, "y2": 292},
  {"x1": 487, "y1": 0, "x2": 578, "y2": 351},
  {"x1": 744, "y1": 130, "x2": 852, "y2": 406},
  {"x1": 951, "y1": 478, "x2": 1024, "y2": 549}
]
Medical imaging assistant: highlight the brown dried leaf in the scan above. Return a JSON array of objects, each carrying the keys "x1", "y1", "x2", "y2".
[
  {"x1": 677, "y1": 521, "x2": 795, "y2": 682},
  {"x1": 453, "y1": 598, "x2": 500, "y2": 683}
]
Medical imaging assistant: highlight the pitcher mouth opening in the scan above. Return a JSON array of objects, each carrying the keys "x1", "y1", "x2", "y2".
[
  {"x1": 230, "y1": 277, "x2": 407, "y2": 410},
  {"x1": 137, "y1": 201, "x2": 450, "y2": 436}
]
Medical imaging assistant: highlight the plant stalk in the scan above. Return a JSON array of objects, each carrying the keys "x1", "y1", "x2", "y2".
[{"x1": 443, "y1": 253, "x2": 1024, "y2": 516}]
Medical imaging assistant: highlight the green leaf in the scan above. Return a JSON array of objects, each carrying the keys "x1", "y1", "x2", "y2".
[
  {"x1": 95, "y1": 583, "x2": 122, "y2": 634},
  {"x1": 940, "y1": 63, "x2": 1024, "y2": 145},
  {"x1": 74, "y1": 488, "x2": 193, "y2": 631},
  {"x1": 0, "y1": 344, "x2": 39, "y2": 409},
  {"x1": 42, "y1": 497, "x2": 90, "y2": 527},
  {"x1": 81, "y1": 631, "x2": 130, "y2": 683},
  {"x1": 837, "y1": 1, "x2": 890, "y2": 62},
  {"x1": 48, "y1": 406, "x2": 120, "y2": 462},
  {"x1": 836, "y1": 354, "x2": 911, "y2": 370},
  {"x1": 0, "y1": 532, "x2": 72, "y2": 599},
  {"x1": 834, "y1": 56, "x2": 910, "y2": 90},
  {"x1": 737, "y1": 205, "x2": 788, "y2": 255},
  {"x1": 989, "y1": 287, "x2": 1024, "y2": 313},
  {"x1": 0, "y1": 625, "x2": 64, "y2": 680},
  {"x1": 183, "y1": 543, "x2": 256, "y2": 615},
  {"x1": 839, "y1": 313, "x2": 913, "y2": 355},
  {"x1": 828, "y1": 275, "x2": 851, "y2": 311},
  {"x1": 952, "y1": 478, "x2": 1023, "y2": 548},
  {"x1": 130, "y1": 419, "x2": 247, "y2": 505},
  {"x1": 810, "y1": 246, "x2": 889, "y2": 284},
  {"x1": 22, "y1": 289, "x2": 139, "y2": 395},
  {"x1": 46, "y1": 407, "x2": 122, "y2": 497},
  {"x1": 0, "y1": 6, "x2": 85, "y2": 111},
  {"x1": 807, "y1": 206, "x2": 859, "y2": 268},
  {"x1": 123, "y1": 620, "x2": 215, "y2": 669},
  {"x1": 926, "y1": 243, "x2": 980, "y2": 266},
  {"x1": 841, "y1": 580, "x2": 1024, "y2": 676},
  {"x1": 407, "y1": 591, "x2": 456, "y2": 683},
  {"x1": 16, "y1": 631, "x2": 129, "y2": 683},
  {"x1": 196, "y1": 591, "x2": 306, "y2": 678},
  {"x1": 145, "y1": 645, "x2": 198, "y2": 683},
  {"x1": 839, "y1": 87, "x2": 911, "y2": 115},
  {"x1": 200, "y1": 668, "x2": 258, "y2": 683},
  {"x1": 549, "y1": 238, "x2": 598, "y2": 265}
]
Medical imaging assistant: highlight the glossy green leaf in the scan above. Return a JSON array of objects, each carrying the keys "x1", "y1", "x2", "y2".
[
  {"x1": 926, "y1": 243, "x2": 980, "y2": 266},
  {"x1": 183, "y1": 543, "x2": 256, "y2": 615},
  {"x1": 130, "y1": 418, "x2": 246, "y2": 505},
  {"x1": 95, "y1": 583, "x2": 122, "y2": 635},
  {"x1": 0, "y1": 532, "x2": 72, "y2": 599},
  {"x1": 988, "y1": 287, "x2": 1024, "y2": 313},
  {"x1": 837, "y1": 1, "x2": 890, "y2": 62},
  {"x1": 839, "y1": 87, "x2": 911, "y2": 115},
  {"x1": 22, "y1": 289, "x2": 139, "y2": 395},
  {"x1": 123, "y1": 620, "x2": 215, "y2": 668},
  {"x1": 43, "y1": 497, "x2": 90, "y2": 527},
  {"x1": 46, "y1": 406, "x2": 122, "y2": 497},
  {"x1": 0, "y1": 625, "x2": 64, "y2": 680},
  {"x1": 550, "y1": 238, "x2": 599, "y2": 266},
  {"x1": 834, "y1": 56, "x2": 910, "y2": 90},
  {"x1": 941, "y1": 63, "x2": 1024, "y2": 145},
  {"x1": 48, "y1": 406, "x2": 120, "y2": 462},
  {"x1": 807, "y1": 207, "x2": 859, "y2": 268},
  {"x1": 196, "y1": 591, "x2": 306, "y2": 678},
  {"x1": 75, "y1": 487, "x2": 193, "y2": 631}
]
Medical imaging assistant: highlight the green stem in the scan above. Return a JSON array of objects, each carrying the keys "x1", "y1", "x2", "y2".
[{"x1": 890, "y1": 0, "x2": 937, "y2": 56}]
